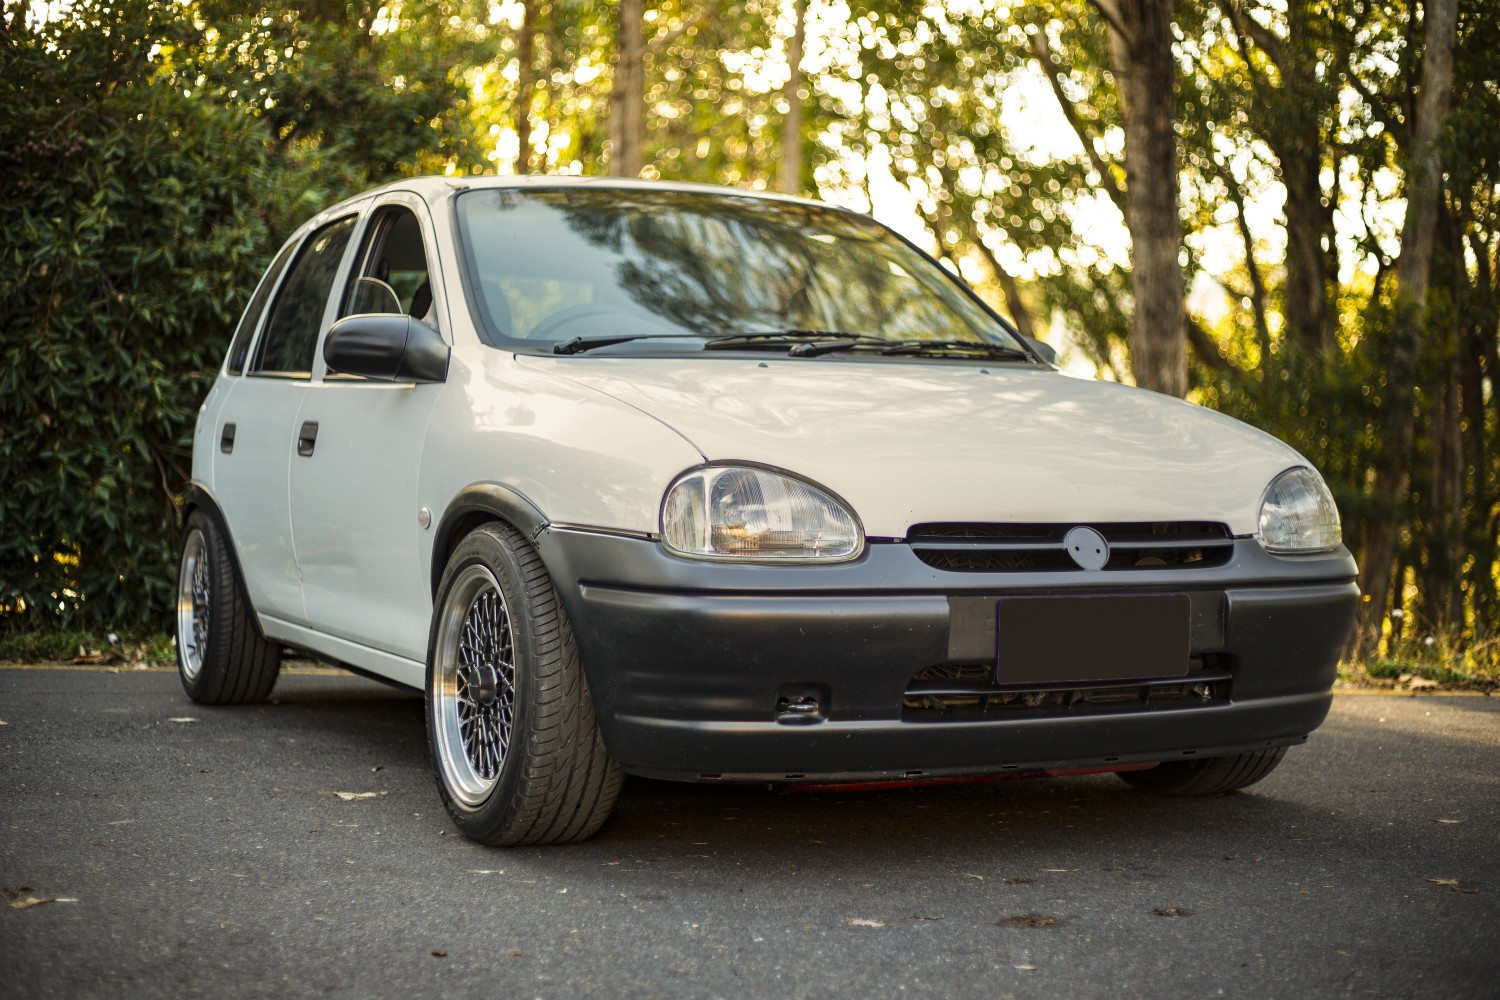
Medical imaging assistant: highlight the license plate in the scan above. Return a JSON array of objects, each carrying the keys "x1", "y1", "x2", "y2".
[{"x1": 995, "y1": 594, "x2": 1190, "y2": 686}]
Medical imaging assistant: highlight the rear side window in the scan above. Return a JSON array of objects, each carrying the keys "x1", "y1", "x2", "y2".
[
  {"x1": 250, "y1": 215, "x2": 357, "y2": 376},
  {"x1": 225, "y1": 240, "x2": 297, "y2": 375}
]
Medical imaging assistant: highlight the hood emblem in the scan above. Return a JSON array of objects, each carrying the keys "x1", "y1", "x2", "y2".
[{"x1": 1064, "y1": 526, "x2": 1110, "y2": 570}]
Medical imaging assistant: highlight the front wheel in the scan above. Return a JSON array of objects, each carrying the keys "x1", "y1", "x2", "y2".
[
  {"x1": 1117, "y1": 747, "x2": 1287, "y2": 796},
  {"x1": 426, "y1": 523, "x2": 621, "y2": 845},
  {"x1": 175, "y1": 510, "x2": 281, "y2": 704}
]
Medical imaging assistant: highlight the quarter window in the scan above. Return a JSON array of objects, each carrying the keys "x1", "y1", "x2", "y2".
[
  {"x1": 226, "y1": 240, "x2": 297, "y2": 376},
  {"x1": 341, "y1": 206, "x2": 434, "y2": 322},
  {"x1": 250, "y1": 215, "x2": 357, "y2": 376}
]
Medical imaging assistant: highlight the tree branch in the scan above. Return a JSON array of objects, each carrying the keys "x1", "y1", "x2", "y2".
[
  {"x1": 1029, "y1": 30, "x2": 1127, "y2": 214},
  {"x1": 1088, "y1": 0, "x2": 1131, "y2": 47},
  {"x1": 1186, "y1": 315, "x2": 1241, "y2": 373},
  {"x1": 1213, "y1": 0, "x2": 1286, "y2": 70}
]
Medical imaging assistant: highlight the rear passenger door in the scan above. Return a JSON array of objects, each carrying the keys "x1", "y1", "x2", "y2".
[
  {"x1": 288, "y1": 194, "x2": 449, "y2": 668},
  {"x1": 214, "y1": 211, "x2": 359, "y2": 627}
]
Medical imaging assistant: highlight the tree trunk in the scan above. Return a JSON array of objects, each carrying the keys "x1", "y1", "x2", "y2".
[
  {"x1": 514, "y1": 0, "x2": 537, "y2": 174},
  {"x1": 1094, "y1": 0, "x2": 1188, "y2": 397},
  {"x1": 779, "y1": 0, "x2": 807, "y2": 195},
  {"x1": 608, "y1": 0, "x2": 645, "y2": 177},
  {"x1": 1277, "y1": 0, "x2": 1336, "y2": 353},
  {"x1": 1351, "y1": 0, "x2": 1459, "y2": 660},
  {"x1": 1464, "y1": 226, "x2": 1500, "y2": 634}
]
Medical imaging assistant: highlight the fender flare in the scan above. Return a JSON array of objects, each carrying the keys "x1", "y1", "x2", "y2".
[{"x1": 429, "y1": 484, "x2": 550, "y2": 597}]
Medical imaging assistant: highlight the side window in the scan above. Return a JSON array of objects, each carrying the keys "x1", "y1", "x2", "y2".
[
  {"x1": 225, "y1": 239, "x2": 297, "y2": 375},
  {"x1": 250, "y1": 215, "x2": 357, "y2": 376},
  {"x1": 341, "y1": 206, "x2": 434, "y2": 322}
]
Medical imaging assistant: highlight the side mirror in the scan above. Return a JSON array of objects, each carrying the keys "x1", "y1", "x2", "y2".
[
  {"x1": 323, "y1": 314, "x2": 449, "y2": 383},
  {"x1": 1023, "y1": 336, "x2": 1058, "y2": 366}
]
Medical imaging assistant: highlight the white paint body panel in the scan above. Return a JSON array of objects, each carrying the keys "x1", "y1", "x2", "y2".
[
  {"x1": 516, "y1": 356, "x2": 1305, "y2": 537},
  {"x1": 209, "y1": 377, "x2": 308, "y2": 622}
]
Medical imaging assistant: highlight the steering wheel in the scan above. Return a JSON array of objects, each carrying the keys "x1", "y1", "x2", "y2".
[{"x1": 526, "y1": 304, "x2": 618, "y2": 341}]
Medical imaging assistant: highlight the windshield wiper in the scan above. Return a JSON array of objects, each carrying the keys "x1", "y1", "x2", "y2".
[
  {"x1": 875, "y1": 339, "x2": 1034, "y2": 361},
  {"x1": 552, "y1": 334, "x2": 699, "y2": 355},
  {"x1": 702, "y1": 329, "x2": 889, "y2": 352}
]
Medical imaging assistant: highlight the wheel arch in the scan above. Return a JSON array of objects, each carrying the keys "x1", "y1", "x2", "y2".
[
  {"x1": 430, "y1": 484, "x2": 550, "y2": 598},
  {"x1": 178, "y1": 481, "x2": 273, "y2": 644}
]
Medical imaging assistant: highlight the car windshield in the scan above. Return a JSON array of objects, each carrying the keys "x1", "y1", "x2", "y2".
[{"x1": 454, "y1": 187, "x2": 1024, "y2": 353}]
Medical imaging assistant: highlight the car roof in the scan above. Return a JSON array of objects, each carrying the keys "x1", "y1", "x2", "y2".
[{"x1": 320, "y1": 174, "x2": 842, "y2": 217}]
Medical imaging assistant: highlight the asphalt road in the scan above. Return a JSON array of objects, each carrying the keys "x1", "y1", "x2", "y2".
[{"x1": 1, "y1": 666, "x2": 1496, "y2": 999}]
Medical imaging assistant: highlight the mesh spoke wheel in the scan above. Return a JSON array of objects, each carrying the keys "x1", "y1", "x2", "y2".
[
  {"x1": 433, "y1": 565, "x2": 515, "y2": 807},
  {"x1": 176, "y1": 528, "x2": 212, "y2": 682}
]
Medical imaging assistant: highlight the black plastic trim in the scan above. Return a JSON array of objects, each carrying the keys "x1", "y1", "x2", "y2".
[
  {"x1": 531, "y1": 528, "x2": 1357, "y2": 781},
  {"x1": 323, "y1": 314, "x2": 449, "y2": 383},
  {"x1": 429, "y1": 484, "x2": 551, "y2": 596}
]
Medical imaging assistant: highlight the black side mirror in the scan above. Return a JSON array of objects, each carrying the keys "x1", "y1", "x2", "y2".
[
  {"x1": 1023, "y1": 336, "x2": 1058, "y2": 366},
  {"x1": 323, "y1": 314, "x2": 449, "y2": 383}
]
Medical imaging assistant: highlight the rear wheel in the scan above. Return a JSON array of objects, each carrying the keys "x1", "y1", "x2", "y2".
[
  {"x1": 175, "y1": 510, "x2": 281, "y2": 704},
  {"x1": 427, "y1": 523, "x2": 621, "y2": 845},
  {"x1": 1117, "y1": 747, "x2": 1287, "y2": 796}
]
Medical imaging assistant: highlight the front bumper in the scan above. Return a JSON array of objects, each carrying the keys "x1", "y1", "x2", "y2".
[{"x1": 535, "y1": 528, "x2": 1359, "y2": 783}]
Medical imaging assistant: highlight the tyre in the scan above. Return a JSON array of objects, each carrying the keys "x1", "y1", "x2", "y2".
[
  {"x1": 175, "y1": 510, "x2": 281, "y2": 704},
  {"x1": 426, "y1": 523, "x2": 622, "y2": 846},
  {"x1": 1117, "y1": 747, "x2": 1287, "y2": 796}
]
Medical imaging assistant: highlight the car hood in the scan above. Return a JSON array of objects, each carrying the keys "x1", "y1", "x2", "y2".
[{"x1": 522, "y1": 356, "x2": 1306, "y2": 537}]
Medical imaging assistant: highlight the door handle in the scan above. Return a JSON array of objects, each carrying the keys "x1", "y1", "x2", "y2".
[
  {"x1": 220, "y1": 422, "x2": 236, "y2": 454},
  {"x1": 297, "y1": 420, "x2": 319, "y2": 457}
]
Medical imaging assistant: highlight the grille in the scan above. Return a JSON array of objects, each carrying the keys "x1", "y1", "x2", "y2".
[
  {"x1": 901, "y1": 658, "x2": 1232, "y2": 721},
  {"x1": 907, "y1": 521, "x2": 1234, "y2": 572}
]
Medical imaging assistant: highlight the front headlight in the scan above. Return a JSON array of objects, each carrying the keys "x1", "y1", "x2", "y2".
[
  {"x1": 1257, "y1": 467, "x2": 1341, "y2": 553},
  {"x1": 661, "y1": 465, "x2": 863, "y2": 561}
]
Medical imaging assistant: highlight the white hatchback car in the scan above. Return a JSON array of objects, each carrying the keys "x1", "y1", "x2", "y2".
[{"x1": 177, "y1": 177, "x2": 1358, "y2": 845}]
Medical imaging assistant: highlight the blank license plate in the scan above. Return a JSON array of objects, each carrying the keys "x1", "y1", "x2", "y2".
[{"x1": 995, "y1": 594, "x2": 1190, "y2": 686}]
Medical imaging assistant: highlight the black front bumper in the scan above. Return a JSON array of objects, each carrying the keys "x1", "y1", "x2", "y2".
[{"x1": 535, "y1": 529, "x2": 1359, "y2": 783}]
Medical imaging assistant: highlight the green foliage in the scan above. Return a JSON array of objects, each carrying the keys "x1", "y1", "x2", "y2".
[
  {"x1": 0, "y1": 1, "x2": 284, "y2": 631},
  {"x1": 0, "y1": 0, "x2": 472, "y2": 634},
  {"x1": 0, "y1": 628, "x2": 176, "y2": 666},
  {"x1": 1344, "y1": 627, "x2": 1500, "y2": 692}
]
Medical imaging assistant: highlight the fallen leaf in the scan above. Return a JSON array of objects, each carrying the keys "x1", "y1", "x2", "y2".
[
  {"x1": 998, "y1": 913, "x2": 1058, "y2": 928},
  {"x1": 963, "y1": 873, "x2": 985, "y2": 880},
  {"x1": 508, "y1": 950, "x2": 524, "y2": 959},
  {"x1": 1428, "y1": 878, "x2": 1460, "y2": 886},
  {"x1": 167, "y1": 717, "x2": 200, "y2": 724},
  {"x1": 1003, "y1": 877, "x2": 1036, "y2": 885},
  {"x1": 471, "y1": 869, "x2": 505, "y2": 875},
  {"x1": 8, "y1": 896, "x2": 78, "y2": 910},
  {"x1": 1436, "y1": 818, "x2": 1462, "y2": 825},
  {"x1": 911, "y1": 915, "x2": 944, "y2": 921},
  {"x1": 370, "y1": 766, "x2": 384, "y2": 773},
  {"x1": 1013, "y1": 964, "x2": 1037, "y2": 971},
  {"x1": 1152, "y1": 908, "x2": 1194, "y2": 918},
  {"x1": 1445, "y1": 886, "x2": 1481, "y2": 895},
  {"x1": 332, "y1": 791, "x2": 387, "y2": 801},
  {"x1": 431, "y1": 950, "x2": 447, "y2": 958},
  {"x1": 845, "y1": 917, "x2": 886, "y2": 928},
  {"x1": 1041, "y1": 868, "x2": 1077, "y2": 873},
  {"x1": 1, "y1": 886, "x2": 34, "y2": 899}
]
